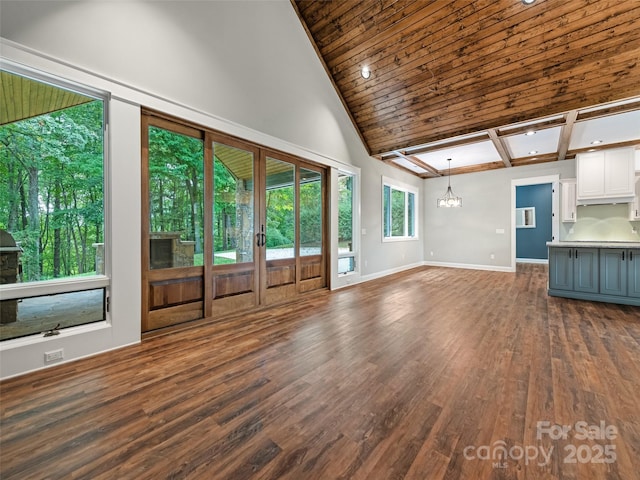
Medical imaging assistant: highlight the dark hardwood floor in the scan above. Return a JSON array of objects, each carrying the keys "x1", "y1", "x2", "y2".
[{"x1": 1, "y1": 265, "x2": 639, "y2": 479}]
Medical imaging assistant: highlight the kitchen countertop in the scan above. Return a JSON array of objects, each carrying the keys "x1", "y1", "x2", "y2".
[{"x1": 547, "y1": 241, "x2": 640, "y2": 248}]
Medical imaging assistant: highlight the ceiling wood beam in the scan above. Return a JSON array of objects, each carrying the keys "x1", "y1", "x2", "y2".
[
  {"x1": 557, "y1": 110, "x2": 578, "y2": 161},
  {"x1": 488, "y1": 129, "x2": 512, "y2": 168},
  {"x1": 392, "y1": 151, "x2": 440, "y2": 177},
  {"x1": 383, "y1": 158, "x2": 431, "y2": 179},
  {"x1": 576, "y1": 99, "x2": 640, "y2": 122},
  {"x1": 497, "y1": 117, "x2": 566, "y2": 137},
  {"x1": 401, "y1": 133, "x2": 491, "y2": 156},
  {"x1": 568, "y1": 140, "x2": 640, "y2": 157},
  {"x1": 294, "y1": 0, "x2": 640, "y2": 177}
]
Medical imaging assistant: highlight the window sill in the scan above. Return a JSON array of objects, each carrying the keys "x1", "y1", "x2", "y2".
[
  {"x1": 0, "y1": 276, "x2": 110, "y2": 301},
  {"x1": 382, "y1": 236, "x2": 420, "y2": 243},
  {"x1": 0, "y1": 321, "x2": 111, "y2": 351}
]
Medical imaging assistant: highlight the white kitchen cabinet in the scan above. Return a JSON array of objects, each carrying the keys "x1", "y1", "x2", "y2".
[
  {"x1": 576, "y1": 147, "x2": 635, "y2": 204},
  {"x1": 561, "y1": 179, "x2": 577, "y2": 222},
  {"x1": 630, "y1": 175, "x2": 640, "y2": 221}
]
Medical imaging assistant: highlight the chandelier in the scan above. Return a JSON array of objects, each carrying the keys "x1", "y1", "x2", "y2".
[{"x1": 437, "y1": 158, "x2": 462, "y2": 208}]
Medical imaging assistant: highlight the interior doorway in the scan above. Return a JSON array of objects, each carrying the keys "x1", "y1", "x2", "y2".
[
  {"x1": 511, "y1": 175, "x2": 559, "y2": 270},
  {"x1": 141, "y1": 111, "x2": 328, "y2": 332},
  {"x1": 516, "y1": 183, "x2": 553, "y2": 263}
]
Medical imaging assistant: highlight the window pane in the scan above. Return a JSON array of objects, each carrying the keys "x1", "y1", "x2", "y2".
[
  {"x1": 383, "y1": 184, "x2": 391, "y2": 237},
  {"x1": 391, "y1": 189, "x2": 406, "y2": 236},
  {"x1": 213, "y1": 143, "x2": 254, "y2": 265},
  {"x1": 0, "y1": 71, "x2": 104, "y2": 282},
  {"x1": 148, "y1": 126, "x2": 204, "y2": 269},
  {"x1": 0, "y1": 288, "x2": 105, "y2": 341},
  {"x1": 408, "y1": 192, "x2": 415, "y2": 237},
  {"x1": 338, "y1": 256, "x2": 355, "y2": 274},
  {"x1": 265, "y1": 157, "x2": 295, "y2": 260},
  {"x1": 338, "y1": 173, "x2": 353, "y2": 253},
  {"x1": 300, "y1": 168, "x2": 322, "y2": 256}
]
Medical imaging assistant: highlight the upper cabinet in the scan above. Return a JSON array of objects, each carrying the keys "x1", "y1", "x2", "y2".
[
  {"x1": 576, "y1": 147, "x2": 635, "y2": 205},
  {"x1": 561, "y1": 179, "x2": 577, "y2": 223},
  {"x1": 630, "y1": 175, "x2": 640, "y2": 221}
]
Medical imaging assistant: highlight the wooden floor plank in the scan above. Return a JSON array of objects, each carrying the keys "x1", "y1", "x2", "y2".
[{"x1": 1, "y1": 264, "x2": 639, "y2": 479}]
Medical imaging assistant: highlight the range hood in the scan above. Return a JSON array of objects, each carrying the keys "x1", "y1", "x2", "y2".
[{"x1": 577, "y1": 196, "x2": 634, "y2": 206}]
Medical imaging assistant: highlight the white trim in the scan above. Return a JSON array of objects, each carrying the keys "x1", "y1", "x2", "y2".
[
  {"x1": 1, "y1": 38, "x2": 355, "y2": 173},
  {"x1": 516, "y1": 258, "x2": 549, "y2": 264},
  {"x1": 330, "y1": 166, "x2": 362, "y2": 290},
  {"x1": 0, "y1": 276, "x2": 110, "y2": 301},
  {"x1": 382, "y1": 176, "x2": 419, "y2": 242},
  {"x1": 0, "y1": 340, "x2": 140, "y2": 381},
  {"x1": 0, "y1": 320, "x2": 110, "y2": 351},
  {"x1": 423, "y1": 261, "x2": 515, "y2": 273},
  {"x1": 359, "y1": 261, "x2": 425, "y2": 283}
]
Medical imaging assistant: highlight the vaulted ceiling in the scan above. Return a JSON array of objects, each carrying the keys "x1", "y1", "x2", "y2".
[{"x1": 292, "y1": 0, "x2": 640, "y2": 177}]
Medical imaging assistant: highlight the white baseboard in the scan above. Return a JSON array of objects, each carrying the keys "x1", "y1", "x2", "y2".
[
  {"x1": 422, "y1": 260, "x2": 515, "y2": 273},
  {"x1": 357, "y1": 261, "x2": 425, "y2": 284},
  {"x1": 516, "y1": 258, "x2": 548, "y2": 264}
]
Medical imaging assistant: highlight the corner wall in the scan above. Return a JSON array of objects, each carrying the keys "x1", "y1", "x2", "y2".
[
  {"x1": 0, "y1": 1, "x2": 423, "y2": 378},
  {"x1": 423, "y1": 160, "x2": 576, "y2": 270}
]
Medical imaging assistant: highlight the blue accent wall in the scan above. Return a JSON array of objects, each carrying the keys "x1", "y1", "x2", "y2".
[{"x1": 516, "y1": 184, "x2": 552, "y2": 259}]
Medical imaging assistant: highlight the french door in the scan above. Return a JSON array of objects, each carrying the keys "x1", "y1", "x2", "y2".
[{"x1": 141, "y1": 112, "x2": 327, "y2": 332}]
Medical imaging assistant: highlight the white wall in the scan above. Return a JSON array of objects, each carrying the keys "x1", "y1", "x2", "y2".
[
  {"x1": 424, "y1": 160, "x2": 577, "y2": 270},
  {"x1": 0, "y1": 0, "x2": 422, "y2": 377}
]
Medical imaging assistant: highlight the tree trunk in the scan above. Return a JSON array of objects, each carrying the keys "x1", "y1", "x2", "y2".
[{"x1": 53, "y1": 185, "x2": 61, "y2": 278}]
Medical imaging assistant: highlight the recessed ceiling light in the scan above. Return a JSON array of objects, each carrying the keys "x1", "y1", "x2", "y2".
[
  {"x1": 529, "y1": 150, "x2": 538, "y2": 155},
  {"x1": 522, "y1": 0, "x2": 536, "y2": 4},
  {"x1": 361, "y1": 66, "x2": 371, "y2": 79},
  {"x1": 525, "y1": 130, "x2": 536, "y2": 136},
  {"x1": 591, "y1": 139, "x2": 603, "y2": 145}
]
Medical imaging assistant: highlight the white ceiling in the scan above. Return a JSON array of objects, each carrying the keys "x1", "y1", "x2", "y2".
[
  {"x1": 414, "y1": 141, "x2": 500, "y2": 171},
  {"x1": 569, "y1": 110, "x2": 640, "y2": 150},
  {"x1": 503, "y1": 127, "x2": 561, "y2": 158}
]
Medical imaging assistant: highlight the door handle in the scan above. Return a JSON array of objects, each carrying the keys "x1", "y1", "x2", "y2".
[
  {"x1": 259, "y1": 224, "x2": 266, "y2": 247},
  {"x1": 256, "y1": 232, "x2": 262, "y2": 247},
  {"x1": 622, "y1": 251, "x2": 625, "y2": 261}
]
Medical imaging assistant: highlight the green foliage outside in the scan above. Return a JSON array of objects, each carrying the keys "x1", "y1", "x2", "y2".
[
  {"x1": 148, "y1": 126, "x2": 204, "y2": 258},
  {"x1": 338, "y1": 174, "x2": 353, "y2": 244},
  {"x1": 0, "y1": 100, "x2": 104, "y2": 282}
]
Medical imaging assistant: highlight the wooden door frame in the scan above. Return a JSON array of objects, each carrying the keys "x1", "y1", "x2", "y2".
[
  {"x1": 141, "y1": 112, "x2": 208, "y2": 332},
  {"x1": 208, "y1": 131, "x2": 262, "y2": 316},
  {"x1": 141, "y1": 109, "x2": 329, "y2": 333}
]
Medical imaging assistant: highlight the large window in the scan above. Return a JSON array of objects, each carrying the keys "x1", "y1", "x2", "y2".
[
  {"x1": 383, "y1": 178, "x2": 418, "y2": 241},
  {"x1": 0, "y1": 68, "x2": 108, "y2": 341}
]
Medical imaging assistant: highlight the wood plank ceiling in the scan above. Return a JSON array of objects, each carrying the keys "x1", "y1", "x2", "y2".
[
  {"x1": 291, "y1": 0, "x2": 640, "y2": 177},
  {"x1": 0, "y1": 71, "x2": 94, "y2": 125}
]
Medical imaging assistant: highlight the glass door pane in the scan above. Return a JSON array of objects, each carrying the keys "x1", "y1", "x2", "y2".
[
  {"x1": 213, "y1": 142, "x2": 254, "y2": 265},
  {"x1": 265, "y1": 157, "x2": 295, "y2": 260},
  {"x1": 338, "y1": 172, "x2": 355, "y2": 274},
  {"x1": 299, "y1": 168, "x2": 322, "y2": 256},
  {"x1": 148, "y1": 126, "x2": 204, "y2": 270}
]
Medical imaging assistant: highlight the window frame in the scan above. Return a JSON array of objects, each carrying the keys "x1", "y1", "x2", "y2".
[
  {"x1": 382, "y1": 176, "x2": 419, "y2": 242},
  {"x1": 337, "y1": 171, "x2": 357, "y2": 275},
  {"x1": 0, "y1": 63, "x2": 111, "y2": 338}
]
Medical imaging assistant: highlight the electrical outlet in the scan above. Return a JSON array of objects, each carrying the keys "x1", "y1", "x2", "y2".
[
  {"x1": 490, "y1": 253, "x2": 495, "y2": 260},
  {"x1": 44, "y1": 349, "x2": 64, "y2": 363}
]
